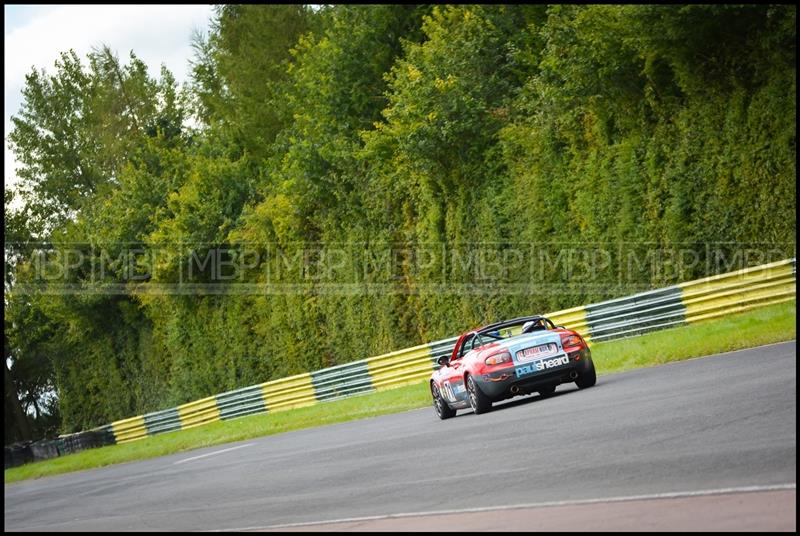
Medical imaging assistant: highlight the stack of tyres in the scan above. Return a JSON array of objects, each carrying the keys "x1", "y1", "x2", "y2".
[
  {"x1": 95, "y1": 427, "x2": 116, "y2": 446},
  {"x1": 61, "y1": 431, "x2": 105, "y2": 455},
  {"x1": 4, "y1": 442, "x2": 33, "y2": 469},
  {"x1": 30, "y1": 439, "x2": 61, "y2": 462}
]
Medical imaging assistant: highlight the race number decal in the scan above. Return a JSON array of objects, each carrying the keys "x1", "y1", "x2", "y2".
[{"x1": 441, "y1": 381, "x2": 456, "y2": 402}]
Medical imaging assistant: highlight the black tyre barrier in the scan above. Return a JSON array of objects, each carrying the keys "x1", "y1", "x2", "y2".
[
  {"x1": 5, "y1": 430, "x2": 115, "y2": 470},
  {"x1": 95, "y1": 428, "x2": 116, "y2": 446},
  {"x1": 4, "y1": 443, "x2": 34, "y2": 469},
  {"x1": 30, "y1": 439, "x2": 64, "y2": 462},
  {"x1": 61, "y1": 430, "x2": 109, "y2": 455}
]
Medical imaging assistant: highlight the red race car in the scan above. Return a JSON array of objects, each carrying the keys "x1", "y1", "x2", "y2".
[{"x1": 430, "y1": 315, "x2": 596, "y2": 419}]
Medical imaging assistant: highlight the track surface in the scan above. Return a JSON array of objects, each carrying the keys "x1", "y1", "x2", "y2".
[
  {"x1": 257, "y1": 488, "x2": 796, "y2": 532},
  {"x1": 5, "y1": 342, "x2": 796, "y2": 531}
]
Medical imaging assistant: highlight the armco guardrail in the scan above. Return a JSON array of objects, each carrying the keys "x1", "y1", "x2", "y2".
[
  {"x1": 678, "y1": 259, "x2": 797, "y2": 324},
  {"x1": 16, "y1": 258, "x2": 794, "y2": 457},
  {"x1": 555, "y1": 258, "x2": 796, "y2": 343}
]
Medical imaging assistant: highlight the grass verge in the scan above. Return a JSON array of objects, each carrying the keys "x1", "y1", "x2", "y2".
[
  {"x1": 5, "y1": 299, "x2": 795, "y2": 484},
  {"x1": 590, "y1": 300, "x2": 796, "y2": 373}
]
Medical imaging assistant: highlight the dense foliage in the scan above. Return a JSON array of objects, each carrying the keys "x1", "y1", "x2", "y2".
[{"x1": 5, "y1": 5, "x2": 795, "y2": 439}]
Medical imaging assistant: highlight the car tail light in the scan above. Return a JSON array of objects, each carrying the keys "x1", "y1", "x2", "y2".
[
  {"x1": 485, "y1": 351, "x2": 512, "y2": 366},
  {"x1": 560, "y1": 334, "x2": 584, "y2": 349}
]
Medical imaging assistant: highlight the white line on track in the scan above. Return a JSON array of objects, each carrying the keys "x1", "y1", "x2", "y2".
[
  {"x1": 212, "y1": 483, "x2": 797, "y2": 531},
  {"x1": 173, "y1": 444, "x2": 253, "y2": 465}
]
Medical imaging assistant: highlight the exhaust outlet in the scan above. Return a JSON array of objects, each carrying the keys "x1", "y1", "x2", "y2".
[
  {"x1": 510, "y1": 385, "x2": 520, "y2": 395},
  {"x1": 569, "y1": 370, "x2": 579, "y2": 380}
]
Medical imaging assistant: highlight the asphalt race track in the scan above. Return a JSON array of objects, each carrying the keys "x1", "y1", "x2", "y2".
[{"x1": 5, "y1": 341, "x2": 796, "y2": 531}]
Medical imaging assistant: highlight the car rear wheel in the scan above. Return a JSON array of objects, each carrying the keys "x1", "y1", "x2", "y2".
[
  {"x1": 431, "y1": 382, "x2": 456, "y2": 420},
  {"x1": 467, "y1": 375, "x2": 492, "y2": 414},
  {"x1": 575, "y1": 358, "x2": 597, "y2": 389},
  {"x1": 538, "y1": 385, "x2": 556, "y2": 397}
]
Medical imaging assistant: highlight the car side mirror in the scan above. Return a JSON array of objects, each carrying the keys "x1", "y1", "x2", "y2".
[{"x1": 437, "y1": 355, "x2": 449, "y2": 367}]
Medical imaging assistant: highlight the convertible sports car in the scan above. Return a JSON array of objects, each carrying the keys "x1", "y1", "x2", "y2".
[{"x1": 430, "y1": 315, "x2": 596, "y2": 419}]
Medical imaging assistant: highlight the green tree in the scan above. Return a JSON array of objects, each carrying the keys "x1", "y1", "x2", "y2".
[
  {"x1": 4, "y1": 4, "x2": 795, "y2": 436},
  {"x1": 190, "y1": 5, "x2": 313, "y2": 160}
]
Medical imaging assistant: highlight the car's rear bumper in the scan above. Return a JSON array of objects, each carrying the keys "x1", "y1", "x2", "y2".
[{"x1": 476, "y1": 348, "x2": 592, "y2": 399}]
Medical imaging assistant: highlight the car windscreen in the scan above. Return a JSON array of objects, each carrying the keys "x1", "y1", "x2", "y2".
[
  {"x1": 477, "y1": 317, "x2": 553, "y2": 343},
  {"x1": 474, "y1": 327, "x2": 516, "y2": 347}
]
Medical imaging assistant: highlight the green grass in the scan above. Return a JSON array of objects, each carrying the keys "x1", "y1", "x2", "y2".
[
  {"x1": 590, "y1": 300, "x2": 796, "y2": 373},
  {"x1": 4, "y1": 381, "x2": 433, "y2": 484},
  {"x1": 5, "y1": 299, "x2": 795, "y2": 484}
]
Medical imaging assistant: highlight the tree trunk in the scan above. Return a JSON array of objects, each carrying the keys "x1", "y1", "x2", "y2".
[{"x1": 5, "y1": 359, "x2": 32, "y2": 442}]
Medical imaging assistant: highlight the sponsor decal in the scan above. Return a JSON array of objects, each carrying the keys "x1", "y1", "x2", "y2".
[
  {"x1": 441, "y1": 380, "x2": 466, "y2": 402},
  {"x1": 515, "y1": 355, "x2": 569, "y2": 378}
]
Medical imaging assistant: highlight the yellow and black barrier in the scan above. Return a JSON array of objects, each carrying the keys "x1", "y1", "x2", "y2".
[{"x1": 93, "y1": 258, "x2": 794, "y2": 445}]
